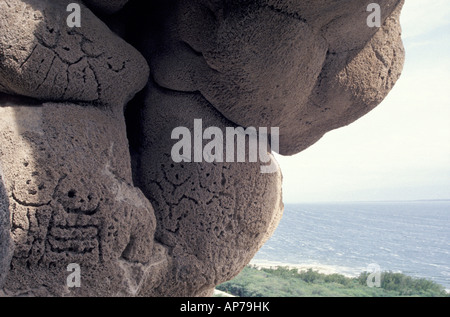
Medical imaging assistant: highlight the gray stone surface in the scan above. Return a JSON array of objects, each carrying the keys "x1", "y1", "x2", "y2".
[
  {"x1": 83, "y1": 0, "x2": 130, "y2": 15},
  {"x1": 132, "y1": 81, "x2": 283, "y2": 296},
  {"x1": 0, "y1": 100, "x2": 160, "y2": 296},
  {"x1": 146, "y1": 0, "x2": 405, "y2": 155},
  {"x1": 0, "y1": 0, "x2": 149, "y2": 109}
]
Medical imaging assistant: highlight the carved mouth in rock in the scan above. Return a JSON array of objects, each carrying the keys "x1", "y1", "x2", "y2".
[{"x1": 0, "y1": 0, "x2": 404, "y2": 296}]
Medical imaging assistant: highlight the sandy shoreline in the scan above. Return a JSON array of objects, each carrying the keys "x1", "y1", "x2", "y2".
[
  {"x1": 216, "y1": 260, "x2": 450, "y2": 295},
  {"x1": 249, "y1": 259, "x2": 367, "y2": 278},
  {"x1": 249, "y1": 260, "x2": 450, "y2": 293}
]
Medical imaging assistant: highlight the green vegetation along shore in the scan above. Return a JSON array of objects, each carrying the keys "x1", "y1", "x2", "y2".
[{"x1": 216, "y1": 266, "x2": 449, "y2": 297}]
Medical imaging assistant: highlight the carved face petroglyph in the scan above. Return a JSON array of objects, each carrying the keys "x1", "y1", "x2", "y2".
[{"x1": 0, "y1": 0, "x2": 404, "y2": 296}]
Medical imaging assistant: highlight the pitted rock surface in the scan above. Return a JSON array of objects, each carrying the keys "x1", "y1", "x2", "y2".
[
  {"x1": 0, "y1": 0, "x2": 149, "y2": 109},
  {"x1": 0, "y1": 99, "x2": 160, "y2": 296},
  {"x1": 129, "y1": 81, "x2": 284, "y2": 296},
  {"x1": 145, "y1": 0, "x2": 404, "y2": 155}
]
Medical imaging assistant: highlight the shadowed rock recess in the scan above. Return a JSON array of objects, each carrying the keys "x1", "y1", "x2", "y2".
[{"x1": 0, "y1": 0, "x2": 404, "y2": 296}]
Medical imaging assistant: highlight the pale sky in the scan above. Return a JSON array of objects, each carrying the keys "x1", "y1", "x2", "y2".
[{"x1": 276, "y1": 0, "x2": 450, "y2": 203}]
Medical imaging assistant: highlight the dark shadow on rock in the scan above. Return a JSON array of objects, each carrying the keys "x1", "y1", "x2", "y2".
[{"x1": 0, "y1": 162, "x2": 13, "y2": 289}]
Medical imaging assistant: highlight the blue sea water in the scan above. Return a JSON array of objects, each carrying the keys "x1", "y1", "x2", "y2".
[{"x1": 252, "y1": 201, "x2": 450, "y2": 290}]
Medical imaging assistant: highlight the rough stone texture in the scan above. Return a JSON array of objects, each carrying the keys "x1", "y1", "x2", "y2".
[
  {"x1": 0, "y1": 0, "x2": 149, "y2": 109},
  {"x1": 129, "y1": 81, "x2": 283, "y2": 296},
  {"x1": 0, "y1": 96, "x2": 162, "y2": 296},
  {"x1": 0, "y1": 163, "x2": 13, "y2": 288},
  {"x1": 145, "y1": 0, "x2": 405, "y2": 155},
  {"x1": 0, "y1": 0, "x2": 405, "y2": 297}
]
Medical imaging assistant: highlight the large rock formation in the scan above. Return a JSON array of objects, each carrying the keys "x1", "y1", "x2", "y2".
[
  {"x1": 143, "y1": 0, "x2": 404, "y2": 155},
  {"x1": 0, "y1": 0, "x2": 405, "y2": 296},
  {"x1": 0, "y1": 0, "x2": 148, "y2": 109}
]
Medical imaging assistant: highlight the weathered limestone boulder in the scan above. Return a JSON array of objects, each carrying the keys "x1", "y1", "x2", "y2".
[
  {"x1": 0, "y1": 0, "x2": 148, "y2": 109},
  {"x1": 145, "y1": 0, "x2": 404, "y2": 155},
  {"x1": 0, "y1": 96, "x2": 164, "y2": 296},
  {"x1": 129, "y1": 82, "x2": 283, "y2": 296},
  {"x1": 0, "y1": 0, "x2": 405, "y2": 296}
]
